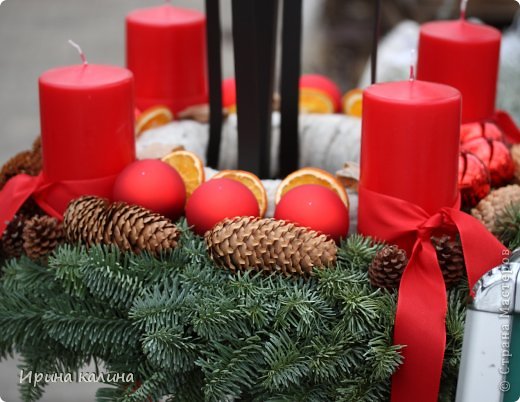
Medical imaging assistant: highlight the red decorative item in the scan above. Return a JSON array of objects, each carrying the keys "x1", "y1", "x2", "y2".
[
  {"x1": 126, "y1": 4, "x2": 208, "y2": 114},
  {"x1": 417, "y1": 19, "x2": 501, "y2": 124},
  {"x1": 458, "y1": 151, "x2": 491, "y2": 208},
  {"x1": 460, "y1": 122, "x2": 503, "y2": 144},
  {"x1": 222, "y1": 78, "x2": 236, "y2": 109},
  {"x1": 113, "y1": 160, "x2": 186, "y2": 220},
  {"x1": 274, "y1": 184, "x2": 349, "y2": 242},
  {"x1": 185, "y1": 178, "x2": 259, "y2": 235},
  {"x1": 462, "y1": 138, "x2": 515, "y2": 187},
  {"x1": 299, "y1": 74, "x2": 342, "y2": 112}
]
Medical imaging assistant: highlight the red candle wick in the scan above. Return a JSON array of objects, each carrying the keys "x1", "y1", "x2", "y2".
[
  {"x1": 68, "y1": 39, "x2": 88, "y2": 66},
  {"x1": 460, "y1": 0, "x2": 468, "y2": 20},
  {"x1": 409, "y1": 49, "x2": 416, "y2": 81}
]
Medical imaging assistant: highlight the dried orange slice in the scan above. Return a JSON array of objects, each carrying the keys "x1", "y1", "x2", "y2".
[
  {"x1": 342, "y1": 88, "x2": 363, "y2": 118},
  {"x1": 212, "y1": 170, "x2": 268, "y2": 217},
  {"x1": 299, "y1": 88, "x2": 335, "y2": 114},
  {"x1": 276, "y1": 167, "x2": 349, "y2": 207},
  {"x1": 136, "y1": 105, "x2": 174, "y2": 137},
  {"x1": 161, "y1": 150, "x2": 205, "y2": 198}
]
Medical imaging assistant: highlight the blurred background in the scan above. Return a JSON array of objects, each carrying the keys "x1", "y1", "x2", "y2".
[{"x1": 0, "y1": 0, "x2": 518, "y2": 400}]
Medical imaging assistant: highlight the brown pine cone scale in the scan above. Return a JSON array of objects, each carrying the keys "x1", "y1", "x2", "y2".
[
  {"x1": 369, "y1": 245, "x2": 408, "y2": 289},
  {"x1": 22, "y1": 216, "x2": 65, "y2": 260}
]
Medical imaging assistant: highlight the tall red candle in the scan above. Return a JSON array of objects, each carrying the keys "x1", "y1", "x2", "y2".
[
  {"x1": 126, "y1": 5, "x2": 208, "y2": 114},
  {"x1": 359, "y1": 80, "x2": 461, "y2": 236},
  {"x1": 39, "y1": 63, "x2": 135, "y2": 211},
  {"x1": 417, "y1": 19, "x2": 500, "y2": 124}
]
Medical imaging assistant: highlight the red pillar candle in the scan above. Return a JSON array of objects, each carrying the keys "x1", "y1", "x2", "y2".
[
  {"x1": 39, "y1": 64, "x2": 135, "y2": 211},
  {"x1": 417, "y1": 19, "x2": 500, "y2": 124},
  {"x1": 126, "y1": 5, "x2": 208, "y2": 114},
  {"x1": 359, "y1": 80, "x2": 461, "y2": 242}
]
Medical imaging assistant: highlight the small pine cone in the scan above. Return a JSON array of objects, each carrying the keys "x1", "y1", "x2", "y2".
[
  {"x1": 1, "y1": 215, "x2": 27, "y2": 258},
  {"x1": 63, "y1": 196, "x2": 109, "y2": 245},
  {"x1": 205, "y1": 216, "x2": 337, "y2": 276},
  {"x1": 32, "y1": 136, "x2": 42, "y2": 156},
  {"x1": 0, "y1": 150, "x2": 42, "y2": 190},
  {"x1": 471, "y1": 184, "x2": 520, "y2": 234},
  {"x1": 22, "y1": 216, "x2": 65, "y2": 260},
  {"x1": 431, "y1": 235, "x2": 465, "y2": 289},
  {"x1": 368, "y1": 245, "x2": 408, "y2": 289},
  {"x1": 18, "y1": 197, "x2": 45, "y2": 218}
]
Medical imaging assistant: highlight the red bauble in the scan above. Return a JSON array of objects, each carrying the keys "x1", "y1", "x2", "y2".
[
  {"x1": 113, "y1": 159, "x2": 186, "y2": 219},
  {"x1": 186, "y1": 178, "x2": 259, "y2": 235},
  {"x1": 460, "y1": 122, "x2": 503, "y2": 144},
  {"x1": 222, "y1": 78, "x2": 236, "y2": 109},
  {"x1": 274, "y1": 184, "x2": 350, "y2": 242},
  {"x1": 299, "y1": 74, "x2": 342, "y2": 112},
  {"x1": 462, "y1": 138, "x2": 515, "y2": 187},
  {"x1": 458, "y1": 151, "x2": 491, "y2": 208}
]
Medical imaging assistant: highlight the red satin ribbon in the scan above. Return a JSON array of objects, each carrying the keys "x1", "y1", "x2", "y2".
[
  {"x1": 492, "y1": 109, "x2": 520, "y2": 143},
  {"x1": 0, "y1": 172, "x2": 117, "y2": 238},
  {"x1": 358, "y1": 187, "x2": 507, "y2": 402}
]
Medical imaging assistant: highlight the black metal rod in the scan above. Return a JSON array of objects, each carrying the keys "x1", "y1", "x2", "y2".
[
  {"x1": 231, "y1": 0, "x2": 278, "y2": 178},
  {"x1": 279, "y1": 0, "x2": 303, "y2": 177},
  {"x1": 205, "y1": 0, "x2": 223, "y2": 168},
  {"x1": 371, "y1": 0, "x2": 382, "y2": 84}
]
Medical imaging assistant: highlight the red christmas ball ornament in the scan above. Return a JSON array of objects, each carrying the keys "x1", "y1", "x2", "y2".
[
  {"x1": 458, "y1": 151, "x2": 491, "y2": 208},
  {"x1": 300, "y1": 74, "x2": 342, "y2": 112},
  {"x1": 222, "y1": 77, "x2": 236, "y2": 109},
  {"x1": 274, "y1": 184, "x2": 349, "y2": 242},
  {"x1": 462, "y1": 138, "x2": 515, "y2": 187},
  {"x1": 186, "y1": 178, "x2": 259, "y2": 235},
  {"x1": 113, "y1": 159, "x2": 186, "y2": 219},
  {"x1": 460, "y1": 122, "x2": 503, "y2": 144}
]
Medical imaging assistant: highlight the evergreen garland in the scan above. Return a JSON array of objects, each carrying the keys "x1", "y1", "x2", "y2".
[{"x1": 0, "y1": 220, "x2": 468, "y2": 402}]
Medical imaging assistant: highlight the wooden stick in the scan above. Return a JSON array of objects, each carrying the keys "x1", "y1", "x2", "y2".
[
  {"x1": 371, "y1": 0, "x2": 382, "y2": 84},
  {"x1": 279, "y1": 0, "x2": 303, "y2": 177},
  {"x1": 205, "y1": 0, "x2": 223, "y2": 167}
]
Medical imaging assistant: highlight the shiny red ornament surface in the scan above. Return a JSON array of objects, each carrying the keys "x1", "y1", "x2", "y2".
[
  {"x1": 300, "y1": 74, "x2": 342, "y2": 112},
  {"x1": 462, "y1": 138, "x2": 515, "y2": 187},
  {"x1": 222, "y1": 77, "x2": 236, "y2": 109},
  {"x1": 458, "y1": 151, "x2": 491, "y2": 208},
  {"x1": 274, "y1": 184, "x2": 349, "y2": 242},
  {"x1": 186, "y1": 178, "x2": 259, "y2": 235},
  {"x1": 460, "y1": 122, "x2": 503, "y2": 144},
  {"x1": 113, "y1": 160, "x2": 186, "y2": 219}
]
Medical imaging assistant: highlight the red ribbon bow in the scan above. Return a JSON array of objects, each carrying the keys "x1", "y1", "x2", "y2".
[
  {"x1": 0, "y1": 172, "x2": 117, "y2": 237},
  {"x1": 358, "y1": 187, "x2": 507, "y2": 402}
]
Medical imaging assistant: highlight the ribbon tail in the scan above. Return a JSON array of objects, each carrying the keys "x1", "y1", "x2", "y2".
[
  {"x1": 493, "y1": 110, "x2": 520, "y2": 144},
  {"x1": 447, "y1": 209, "x2": 507, "y2": 291},
  {"x1": 391, "y1": 238, "x2": 447, "y2": 402},
  {"x1": 0, "y1": 173, "x2": 45, "y2": 238}
]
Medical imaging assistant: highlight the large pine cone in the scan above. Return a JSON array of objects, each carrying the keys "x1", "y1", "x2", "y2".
[
  {"x1": 472, "y1": 184, "x2": 520, "y2": 234},
  {"x1": 22, "y1": 216, "x2": 65, "y2": 260},
  {"x1": 1, "y1": 215, "x2": 27, "y2": 258},
  {"x1": 205, "y1": 216, "x2": 337, "y2": 276},
  {"x1": 63, "y1": 196, "x2": 180, "y2": 255},
  {"x1": 431, "y1": 235, "x2": 465, "y2": 289},
  {"x1": 368, "y1": 245, "x2": 408, "y2": 289}
]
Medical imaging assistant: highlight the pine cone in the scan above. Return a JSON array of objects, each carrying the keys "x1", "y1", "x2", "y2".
[
  {"x1": 205, "y1": 216, "x2": 337, "y2": 276},
  {"x1": 63, "y1": 196, "x2": 180, "y2": 255},
  {"x1": 431, "y1": 235, "x2": 465, "y2": 289},
  {"x1": 1, "y1": 215, "x2": 27, "y2": 258},
  {"x1": 22, "y1": 216, "x2": 64, "y2": 260},
  {"x1": 471, "y1": 184, "x2": 520, "y2": 234},
  {"x1": 0, "y1": 150, "x2": 42, "y2": 190},
  {"x1": 368, "y1": 245, "x2": 408, "y2": 289}
]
